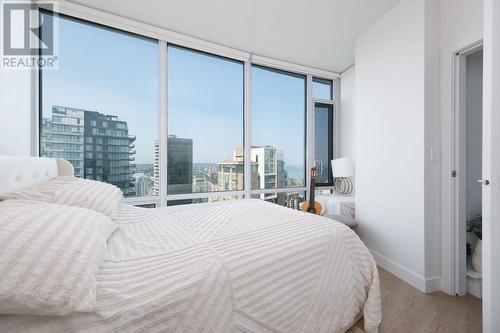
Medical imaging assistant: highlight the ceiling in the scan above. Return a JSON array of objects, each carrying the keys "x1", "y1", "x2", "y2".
[{"x1": 68, "y1": 0, "x2": 399, "y2": 73}]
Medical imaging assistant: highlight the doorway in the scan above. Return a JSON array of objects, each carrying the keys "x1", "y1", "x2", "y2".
[{"x1": 453, "y1": 45, "x2": 483, "y2": 298}]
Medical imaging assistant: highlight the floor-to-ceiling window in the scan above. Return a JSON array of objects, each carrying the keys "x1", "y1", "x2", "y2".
[
  {"x1": 39, "y1": 12, "x2": 158, "y2": 199},
  {"x1": 167, "y1": 46, "x2": 244, "y2": 204},
  {"x1": 251, "y1": 66, "x2": 306, "y2": 208},
  {"x1": 38, "y1": 9, "x2": 337, "y2": 209}
]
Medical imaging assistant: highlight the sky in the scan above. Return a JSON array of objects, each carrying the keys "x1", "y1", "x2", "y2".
[
  {"x1": 42, "y1": 14, "x2": 158, "y2": 164},
  {"x1": 42, "y1": 13, "x2": 308, "y2": 171}
]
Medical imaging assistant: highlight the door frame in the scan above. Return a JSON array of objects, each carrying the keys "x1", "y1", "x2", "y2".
[
  {"x1": 312, "y1": 102, "x2": 335, "y2": 187},
  {"x1": 446, "y1": 40, "x2": 483, "y2": 296},
  {"x1": 482, "y1": 0, "x2": 500, "y2": 330}
]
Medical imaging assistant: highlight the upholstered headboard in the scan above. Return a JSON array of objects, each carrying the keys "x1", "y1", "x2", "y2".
[{"x1": 0, "y1": 155, "x2": 74, "y2": 195}]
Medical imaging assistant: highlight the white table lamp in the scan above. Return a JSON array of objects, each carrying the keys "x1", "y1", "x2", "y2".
[{"x1": 331, "y1": 158, "x2": 354, "y2": 195}]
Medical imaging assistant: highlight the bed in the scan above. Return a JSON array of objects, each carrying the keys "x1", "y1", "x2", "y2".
[{"x1": 0, "y1": 156, "x2": 381, "y2": 333}]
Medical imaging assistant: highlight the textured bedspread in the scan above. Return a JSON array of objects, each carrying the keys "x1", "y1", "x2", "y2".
[{"x1": 0, "y1": 199, "x2": 381, "y2": 333}]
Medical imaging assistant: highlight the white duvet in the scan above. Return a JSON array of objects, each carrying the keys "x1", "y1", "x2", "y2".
[{"x1": 0, "y1": 199, "x2": 381, "y2": 333}]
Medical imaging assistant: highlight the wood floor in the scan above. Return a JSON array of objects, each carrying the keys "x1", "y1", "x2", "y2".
[{"x1": 347, "y1": 268, "x2": 482, "y2": 333}]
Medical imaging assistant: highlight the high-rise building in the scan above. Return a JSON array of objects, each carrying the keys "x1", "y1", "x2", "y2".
[
  {"x1": 41, "y1": 106, "x2": 85, "y2": 177},
  {"x1": 217, "y1": 147, "x2": 258, "y2": 191},
  {"x1": 133, "y1": 173, "x2": 150, "y2": 197},
  {"x1": 83, "y1": 111, "x2": 136, "y2": 197},
  {"x1": 251, "y1": 146, "x2": 279, "y2": 200},
  {"x1": 276, "y1": 150, "x2": 288, "y2": 188},
  {"x1": 192, "y1": 146, "x2": 295, "y2": 208},
  {"x1": 193, "y1": 172, "x2": 209, "y2": 192},
  {"x1": 167, "y1": 135, "x2": 193, "y2": 195},
  {"x1": 153, "y1": 140, "x2": 160, "y2": 195},
  {"x1": 217, "y1": 160, "x2": 244, "y2": 191},
  {"x1": 41, "y1": 106, "x2": 137, "y2": 196}
]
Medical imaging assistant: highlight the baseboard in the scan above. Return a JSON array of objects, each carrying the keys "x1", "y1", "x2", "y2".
[
  {"x1": 370, "y1": 249, "x2": 441, "y2": 293},
  {"x1": 425, "y1": 276, "x2": 441, "y2": 293}
]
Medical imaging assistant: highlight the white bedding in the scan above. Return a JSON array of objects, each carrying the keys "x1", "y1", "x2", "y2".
[
  {"x1": 0, "y1": 200, "x2": 117, "y2": 316},
  {"x1": 0, "y1": 199, "x2": 381, "y2": 333}
]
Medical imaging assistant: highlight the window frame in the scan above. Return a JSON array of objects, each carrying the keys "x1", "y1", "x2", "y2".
[
  {"x1": 38, "y1": 9, "x2": 161, "y2": 204},
  {"x1": 312, "y1": 77, "x2": 334, "y2": 100},
  {"x1": 35, "y1": 5, "x2": 340, "y2": 208},
  {"x1": 311, "y1": 78, "x2": 338, "y2": 190},
  {"x1": 249, "y1": 64, "x2": 308, "y2": 195},
  {"x1": 314, "y1": 102, "x2": 335, "y2": 187},
  {"x1": 166, "y1": 44, "x2": 245, "y2": 196}
]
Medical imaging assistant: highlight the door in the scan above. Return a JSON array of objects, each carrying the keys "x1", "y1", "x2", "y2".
[
  {"x1": 482, "y1": 0, "x2": 500, "y2": 331},
  {"x1": 314, "y1": 103, "x2": 334, "y2": 186}
]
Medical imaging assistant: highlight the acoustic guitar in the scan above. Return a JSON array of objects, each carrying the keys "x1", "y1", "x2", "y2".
[{"x1": 301, "y1": 166, "x2": 322, "y2": 215}]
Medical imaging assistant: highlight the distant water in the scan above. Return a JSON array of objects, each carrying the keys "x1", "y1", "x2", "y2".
[{"x1": 285, "y1": 165, "x2": 304, "y2": 180}]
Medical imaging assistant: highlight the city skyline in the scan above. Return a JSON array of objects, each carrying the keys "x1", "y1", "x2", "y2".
[
  {"x1": 41, "y1": 14, "x2": 307, "y2": 166},
  {"x1": 42, "y1": 105, "x2": 138, "y2": 196},
  {"x1": 42, "y1": 104, "x2": 304, "y2": 205},
  {"x1": 41, "y1": 12, "x2": 158, "y2": 165}
]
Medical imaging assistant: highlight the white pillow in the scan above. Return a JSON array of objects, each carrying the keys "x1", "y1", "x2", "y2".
[
  {"x1": 0, "y1": 176, "x2": 123, "y2": 219},
  {"x1": 0, "y1": 200, "x2": 118, "y2": 316}
]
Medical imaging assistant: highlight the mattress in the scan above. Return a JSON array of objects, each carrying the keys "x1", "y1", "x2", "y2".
[{"x1": 0, "y1": 199, "x2": 381, "y2": 333}]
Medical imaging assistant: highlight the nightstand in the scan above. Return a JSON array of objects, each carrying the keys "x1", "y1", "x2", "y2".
[
  {"x1": 315, "y1": 194, "x2": 357, "y2": 229},
  {"x1": 315, "y1": 194, "x2": 355, "y2": 219}
]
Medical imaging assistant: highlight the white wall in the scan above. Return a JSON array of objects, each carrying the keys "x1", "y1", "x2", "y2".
[
  {"x1": 423, "y1": 0, "x2": 441, "y2": 286},
  {"x1": 0, "y1": 1, "x2": 33, "y2": 156},
  {"x1": 439, "y1": 0, "x2": 484, "y2": 294},
  {"x1": 339, "y1": 67, "x2": 355, "y2": 159},
  {"x1": 0, "y1": 70, "x2": 32, "y2": 156},
  {"x1": 354, "y1": 0, "x2": 485, "y2": 294},
  {"x1": 355, "y1": 0, "x2": 428, "y2": 290},
  {"x1": 440, "y1": 0, "x2": 484, "y2": 48},
  {"x1": 482, "y1": 1, "x2": 500, "y2": 329}
]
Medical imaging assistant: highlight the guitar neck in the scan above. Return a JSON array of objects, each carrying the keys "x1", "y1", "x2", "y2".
[{"x1": 309, "y1": 178, "x2": 316, "y2": 203}]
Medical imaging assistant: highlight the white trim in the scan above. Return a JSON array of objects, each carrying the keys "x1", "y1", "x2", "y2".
[
  {"x1": 31, "y1": 67, "x2": 39, "y2": 157},
  {"x1": 311, "y1": 78, "x2": 337, "y2": 186},
  {"x1": 37, "y1": 0, "x2": 340, "y2": 78},
  {"x1": 426, "y1": 276, "x2": 442, "y2": 293},
  {"x1": 251, "y1": 55, "x2": 339, "y2": 79},
  {"x1": 315, "y1": 186, "x2": 335, "y2": 191},
  {"x1": 334, "y1": 79, "x2": 341, "y2": 158},
  {"x1": 165, "y1": 188, "x2": 307, "y2": 202},
  {"x1": 166, "y1": 191, "x2": 245, "y2": 201},
  {"x1": 482, "y1": 2, "x2": 500, "y2": 329},
  {"x1": 158, "y1": 41, "x2": 168, "y2": 207},
  {"x1": 311, "y1": 97, "x2": 335, "y2": 105},
  {"x1": 340, "y1": 65, "x2": 355, "y2": 77},
  {"x1": 311, "y1": 101, "x2": 336, "y2": 186},
  {"x1": 370, "y1": 249, "x2": 440, "y2": 293},
  {"x1": 30, "y1": 9, "x2": 40, "y2": 157},
  {"x1": 452, "y1": 49, "x2": 468, "y2": 296},
  {"x1": 450, "y1": 41, "x2": 484, "y2": 296},
  {"x1": 440, "y1": 37, "x2": 483, "y2": 295},
  {"x1": 251, "y1": 187, "x2": 307, "y2": 195},
  {"x1": 243, "y1": 61, "x2": 252, "y2": 199},
  {"x1": 306, "y1": 75, "x2": 314, "y2": 200},
  {"x1": 40, "y1": 0, "x2": 249, "y2": 61}
]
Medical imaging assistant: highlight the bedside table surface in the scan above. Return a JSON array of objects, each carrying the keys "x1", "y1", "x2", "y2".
[{"x1": 315, "y1": 194, "x2": 355, "y2": 219}]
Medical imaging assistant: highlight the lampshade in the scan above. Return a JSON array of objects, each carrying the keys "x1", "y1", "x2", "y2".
[{"x1": 331, "y1": 158, "x2": 354, "y2": 178}]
